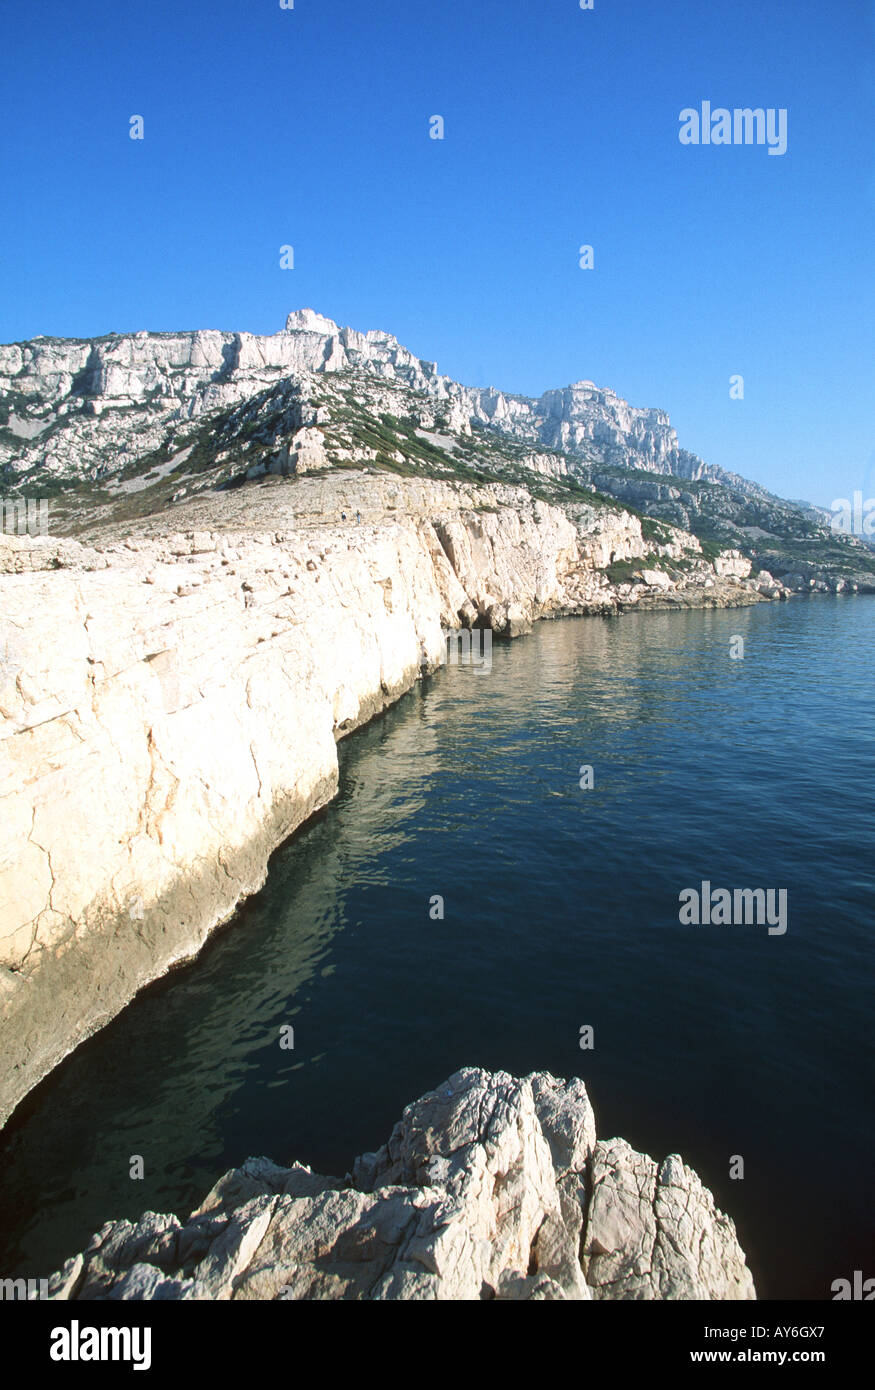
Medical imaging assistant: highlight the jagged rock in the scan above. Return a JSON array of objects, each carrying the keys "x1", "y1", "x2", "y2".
[
  {"x1": 0, "y1": 309, "x2": 802, "y2": 501},
  {"x1": 585, "y1": 1139, "x2": 754, "y2": 1300},
  {"x1": 289, "y1": 426, "x2": 328, "y2": 474},
  {"x1": 44, "y1": 1068, "x2": 754, "y2": 1302}
]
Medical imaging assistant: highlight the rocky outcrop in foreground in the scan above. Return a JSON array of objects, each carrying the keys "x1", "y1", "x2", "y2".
[{"x1": 45, "y1": 1068, "x2": 755, "y2": 1301}]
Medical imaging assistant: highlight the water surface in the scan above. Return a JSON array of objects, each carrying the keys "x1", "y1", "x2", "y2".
[{"x1": 1, "y1": 597, "x2": 873, "y2": 1299}]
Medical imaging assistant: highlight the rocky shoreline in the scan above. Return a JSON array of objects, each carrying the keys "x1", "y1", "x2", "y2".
[
  {"x1": 5, "y1": 310, "x2": 869, "y2": 1129},
  {"x1": 0, "y1": 472, "x2": 781, "y2": 1128},
  {"x1": 42, "y1": 1067, "x2": 755, "y2": 1301},
  {"x1": 0, "y1": 315, "x2": 854, "y2": 1302}
]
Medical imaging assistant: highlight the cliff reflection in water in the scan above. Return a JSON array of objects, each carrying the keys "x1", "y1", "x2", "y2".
[{"x1": 0, "y1": 600, "x2": 873, "y2": 1302}]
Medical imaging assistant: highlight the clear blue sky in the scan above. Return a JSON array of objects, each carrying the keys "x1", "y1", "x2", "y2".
[{"x1": 1, "y1": 0, "x2": 872, "y2": 507}]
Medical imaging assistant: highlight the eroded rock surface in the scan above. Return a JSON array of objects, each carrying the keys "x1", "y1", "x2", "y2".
[
  {"x1": 586, "y1": 1139, "x2": 754, "y2": 1300},
  {"x1": 44, "y1": 1068, "x2": 755, "y2": 1301},
  {"x1": 0, "y1": 474, "x2": 768, "y2": 1126}
]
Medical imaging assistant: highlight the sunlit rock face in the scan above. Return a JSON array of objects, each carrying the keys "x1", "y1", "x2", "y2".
[
  {"x1": 42, "y1": 1067, "x2": 755, "y2": 1302},
  {"x1": 0, "y1": 470, "x2": 766, "y2": 1127}
]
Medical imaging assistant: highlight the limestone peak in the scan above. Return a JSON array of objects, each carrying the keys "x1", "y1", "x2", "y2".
[{"x1": 284, "y1": 308, "x2": 339, "y2": 336}]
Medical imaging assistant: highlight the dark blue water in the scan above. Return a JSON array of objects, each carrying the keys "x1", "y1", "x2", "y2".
[{"x1": 1, "y1": 598, "x2": 873, "y2": 1298}]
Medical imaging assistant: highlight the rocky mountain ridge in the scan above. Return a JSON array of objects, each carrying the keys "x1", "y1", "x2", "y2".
[
  {"x1": 3, "y1": 308, "x2": 872, "y2": 592},
  {"x1": 0, "y1": 307, "x2": 692, "y2": 484}
]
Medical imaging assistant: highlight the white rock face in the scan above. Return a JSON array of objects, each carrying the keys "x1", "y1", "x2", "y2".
[
  {"x1": 43, "y1": 1068, "x2": 754, "y2": 1301},
  {"x1": 284, "y1": 309, "x2": 338, "y2": 335},
  {"x1": 586, "y1": 1139, "x2": 755, "y2": 1299},
  {"x1": 0, "y1": 510, "x2": 443, "y2": 1125},
  {"x1": 713, "y1": 549, "x2": 753, "y2": 579},
  {"x1": 537, "y1": 381, "x2": 679, "y2": 469},
  {"x1": 640, "y1": 568, "x2": 673, "y2": 590},
  {"x1": 0, "y1": 472, "x2": 770, "y2": 1126},
  {"x1": 289, "y1": 426, "x2": 329, "y2": 473}
]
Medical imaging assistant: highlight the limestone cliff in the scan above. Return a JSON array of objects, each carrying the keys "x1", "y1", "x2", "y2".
[{"x1": 0, "y1": 472, "x2": 768, "y2": 1127}]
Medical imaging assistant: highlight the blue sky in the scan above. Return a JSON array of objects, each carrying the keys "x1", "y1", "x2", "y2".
[{"x1": 1, "y1": 0, "x2": 872, "y2": 507}]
